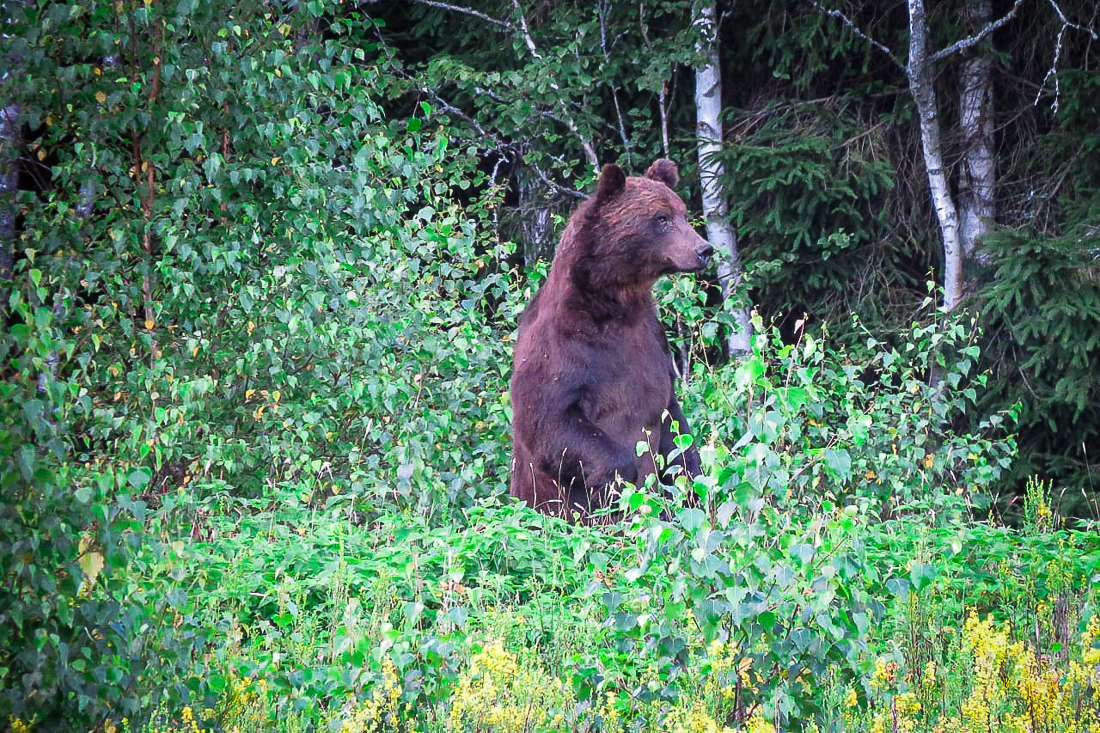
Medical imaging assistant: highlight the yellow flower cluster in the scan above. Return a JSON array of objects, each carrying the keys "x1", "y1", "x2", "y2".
[
  {"x1": 447, "y1": 638, "x2": 572, "y2": 732},
  {"x1": 657, "y1": 701, "x2": 736, "y2": 733},
  {"x1": 1082, "y1": 613, "x2": 1100, "y2": 665},
  {"x1": 702, "y1": 639, "x2": 749, "y2": 713},
  {"x1": 128, "y1": 673, "x2": 272, "y2": 733},
  {"x1": 865, "y1": 656, "x2": 920, "y2": 733},
  {"x1": 930, "y1": 611, "x2": 1100, "y2": 733},
  {"x1": 870, "y1": 657, "x2": 898, "y2": 691},
  {"x1": 343, "y1": 655, "x2": 412, "y2": 733},
  {"x1": 743, "y1": 712, "x2": 775, "y2": 733},
  {"x1": 596, "y1": 692, "x2": 623, "y2": 732},
  {"x1": 862, "y1": 612, "x2": 1100, "y2": 733},
  {"x1": 218, "y1": 675, "x2": 269, "y2": 732},
  {"x1": 142, "y1": 706, "x2": 213, "y2": 733},
  {"x1": 9, "y1": 718, "x2": 34, "y2": 733}
]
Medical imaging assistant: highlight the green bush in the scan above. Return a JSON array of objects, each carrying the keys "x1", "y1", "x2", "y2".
[
  {"x1": 687, "y1": 313, "x2": 1015, "y2": 520},
  {"x1": 0, "y1": 274, "x2": 208, "y2": 730},
  {"x1": 567, "y1": 315, "x2": 1017, "y2": 730},
  {"x1": 2, "y1": 0, "x2": 514, "y2": 726}
]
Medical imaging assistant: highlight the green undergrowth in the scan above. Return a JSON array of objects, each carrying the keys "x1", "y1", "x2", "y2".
[
  {"x1": 8, "y1": 301, "x2": 1099, "y2": 732},
  {"x1": 118, "y1": 488, "x2": 1100, "y2": 733}
]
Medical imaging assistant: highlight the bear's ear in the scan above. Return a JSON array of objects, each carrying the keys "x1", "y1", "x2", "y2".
[
  {"x1": 646, "y1": 159, "x2": 679, "y2": 189},
  {"x1": 594, "y1": 164, "x2": 626, "y2": 203}
]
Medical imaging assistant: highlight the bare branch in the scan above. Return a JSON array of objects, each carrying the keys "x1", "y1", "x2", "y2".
[
  {"x1": 398, "y1": 0, "x2": 600, "y2": 173},
  {"x1": 413, "y1": 81, "x2": 584, "y2": 198},
  {"x1": 930, "y1": 0, "x2": 1025, "y2": 62},
  {"x1": 1035, "y1": 0, "x2": 1099, "y2": 111},
  {"x1": 511, "y1": 0, "x2": 542, "y2": 58},
  {"x1": 505, "y1": 0, "x2": 599, "y2": 170},
  {"x1": 406, "y1": 0, "x2": 510, "y2": 28},
  {"x1": 639, "y1": 2, "x2": 669, "y2": 156},
  {"x1": 810, "y1": 1, "x2": 904, "y2": 71},
  {"x1": 365, "y1": 18, "x2": 584, "y2": 199},
  {"x1": 599, "y1": 0, "x2": 632, "y2": 165}
]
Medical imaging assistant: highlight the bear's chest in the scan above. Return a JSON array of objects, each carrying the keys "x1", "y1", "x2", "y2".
[{"x1": 577, "y1": 320, "x2": 672, "y2": 437}]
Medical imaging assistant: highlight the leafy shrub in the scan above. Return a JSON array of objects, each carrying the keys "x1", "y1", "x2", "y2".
[
  {"x1": 570, "y1": 315, "x2": 1014, "y2": 730},
  {"x1": 593, "y1": 491, "x2": 876, "y2": 730},
  {"x1": 2, "y1": 0, "x2": 517, "y2": 726},
  {"x1": 689, "y1": 312, "x2": 1015, "y2": 519},
  {"x1": 0, "y1": 251, "x2": 209, "y2": 731}
]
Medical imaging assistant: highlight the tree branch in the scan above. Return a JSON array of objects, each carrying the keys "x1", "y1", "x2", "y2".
[
  {"x1": 810, "y1": 1, "x2": 904, "y2": 71},
  {"x1": 408, "y1": 0, "x2": 599, "y2": 171},
  {"x1": 417, "y1": 84, "x2": 583, "y2": 199},
  {"x1": 405, "y1": 0, "x2": 510, "y2": 28},
  {"x1": 1035, "y1": 0, "x2": 1098, "y2": 111},
  {"x1": 639, "y1": 2, "x2": 669, "y2": 156},
  {"x1": 599, "y1": 0, "x2": 632, "y2": 166},
  {"x1": 504, "y1": 1, "x2": 598, "y2": 171},
  {"x1": 365, "y1": 16, "x2": 586, "y2": 201},
  {"x1": 511, "y1": 0, "x2": 542, "y2": 58},
  {"x1": 930, "y1": 0, "x2": 1025, "y2": 62}
]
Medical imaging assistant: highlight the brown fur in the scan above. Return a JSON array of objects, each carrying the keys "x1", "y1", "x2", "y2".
[{"x1": 509, "y1": 159, "x2": 711, "y2": 521}]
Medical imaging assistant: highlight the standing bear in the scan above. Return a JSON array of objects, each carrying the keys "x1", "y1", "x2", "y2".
[{"x1": 509, "y1": 159, "x2": 712, "y2": 520}]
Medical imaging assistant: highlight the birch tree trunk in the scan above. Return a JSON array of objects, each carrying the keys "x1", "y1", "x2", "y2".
[
  {"x1": 907, "y1": 0, "x2": 965, "y2": 311},
  {"x1": 517, "y1": 167, "x2": 555, "y2": 268},
  {"x1": 1, "y1": 103, "x2": 18, "y2": 315},
  {"x1": 958, "y1": 0, "x2": 996, "y2": 264},
  {"x1": 693, "y1": 0, "x2": 752, "y2": 357}
]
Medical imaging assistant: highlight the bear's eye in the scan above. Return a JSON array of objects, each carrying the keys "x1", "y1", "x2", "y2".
[{"x1": 655, "y1": 214, "x2": 670, "y2": 228}]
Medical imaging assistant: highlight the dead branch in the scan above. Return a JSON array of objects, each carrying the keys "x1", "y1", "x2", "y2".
[
  {"x1": 1035, "y1": 0, "x2": 1099, "y2": 111},
  {"x1": 809, "y1": 1, "x2": 904, "y2": 71},
  {"x1": 406, "y1": 0, "x2": 509, "y2": 28},
  {"x1": 930, "y1": 0, "x2": 1025, "y2": 61}
]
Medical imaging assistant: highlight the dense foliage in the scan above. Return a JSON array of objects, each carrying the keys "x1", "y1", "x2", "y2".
[
  {"x1": 374, "y1": 0, "x2": 1100, "y2": 497},
  {"x1": 2, "y1": 0, "x2": 1098, "y2": 731}
]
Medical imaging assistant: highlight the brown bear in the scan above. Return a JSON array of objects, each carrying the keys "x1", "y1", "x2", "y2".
[{"x1": 509, "y1": 159, "x2": 711, "y2": 521}]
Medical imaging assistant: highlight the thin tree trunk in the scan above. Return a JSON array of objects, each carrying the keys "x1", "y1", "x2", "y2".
[
  {"x1": 517, "y1": 167, "x2": 554, "y2": 268},
  {"x1": 958, "y1": 0, "x2": 996, "y2": 265},
  {"x1": 0, "y1": 103, "x2": 18, "y2": 314},
  {"x1": 693, "y1": 0, "x2": 752, "y2": 358},
  {"x1": 907, "y1": 0, "x2": 964, "y2": 311}
]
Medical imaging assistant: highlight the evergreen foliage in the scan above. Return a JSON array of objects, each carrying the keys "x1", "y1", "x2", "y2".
[{"x1": 976, "y1": 226, "x2": 1100, "y2": 506}]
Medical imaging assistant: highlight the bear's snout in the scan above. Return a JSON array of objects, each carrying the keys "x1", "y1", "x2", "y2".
[{"x1": 696, "y1": 242, "x2": 714, "y2": 267}]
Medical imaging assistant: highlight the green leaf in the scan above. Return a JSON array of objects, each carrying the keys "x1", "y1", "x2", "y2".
[{"x1": 127, "y1": 468, "x2": 152, "y2": 489}]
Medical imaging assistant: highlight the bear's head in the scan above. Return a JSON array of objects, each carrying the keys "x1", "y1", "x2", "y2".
[{"x1": 576, "y1": 159, "x2": 714, "y2": 291}]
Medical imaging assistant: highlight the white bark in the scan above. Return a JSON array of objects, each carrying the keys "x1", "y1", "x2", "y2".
[
  {"x1": 958, "y1": 0, "x2": 996, "y2": 264},
  {"x1": 1, "y1": 103, "x2": 18, "y2": 307},
  {"x1": 517, "y1": 168, "x2": 555, "y2": 268},
  {"x1": 693, "y1": 1, "x2": 752, "y2": 357},
  {"x1": 907, "y1": 0, "x2": 964, "y2": 311}
]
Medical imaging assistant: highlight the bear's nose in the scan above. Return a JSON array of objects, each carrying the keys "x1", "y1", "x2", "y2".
[{"x1": 696, "y1": 243, "x2": 714, "y2": 264}]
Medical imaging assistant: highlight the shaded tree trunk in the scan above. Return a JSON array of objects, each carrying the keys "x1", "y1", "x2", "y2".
[
  {"x1": 693, "y1": 0, "x2": 752, "y2": 357},
  {"x1": 517, "y1": 167, "x2": 555, "y2": 268},
  {"x1": 958, "y1": 0, "x2": 996, "y2": 265},
  {"x1": 0, "y1": 103, "x2": 17, "y2": 315}
]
